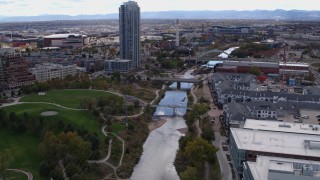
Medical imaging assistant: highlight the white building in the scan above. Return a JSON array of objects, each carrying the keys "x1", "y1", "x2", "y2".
[
  {"x1": 31, "y1": 63, "x2": 77, "y2": 81},
  {"x1": 244, "y1": 156, "x2": 320, "y2": 180},
  {"x1": 230, "y1": 119, "x2": 320, "y2": 177}
]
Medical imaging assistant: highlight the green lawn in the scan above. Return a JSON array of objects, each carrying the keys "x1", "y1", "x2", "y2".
[
  {"x1": 0, "y1": 131, "x2": 42, "y2": 180},
  {"x1": 3, "y1": 170, "x2": 27, "y2": 180},
  {"x1": 111, "y1": 123, "x2": 126, "y2": 134},
  {"x1": 21, "y1": 89, "x2": 116, "y2": 108},
  {"x1": 1, "y1": 103, "x2": 107, "y2": 179},
  {"x1": 3, "y1": 103, "x2": 103, "y2": 139}
]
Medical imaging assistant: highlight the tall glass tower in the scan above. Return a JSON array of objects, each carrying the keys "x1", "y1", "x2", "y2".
[{"x1": 119, "y1": 1, "x2": 141, "y2": 69}]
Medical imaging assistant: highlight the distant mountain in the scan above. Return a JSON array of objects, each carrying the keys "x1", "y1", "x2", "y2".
[{"x1": 0, "y1": 10, "x2": 320, "y2": 22}]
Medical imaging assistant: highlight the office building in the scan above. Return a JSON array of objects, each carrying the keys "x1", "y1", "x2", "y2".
[
  {"x1": 0, "y1": 48, "x2": 35, "y2": 91},
  {"x1": 105, "y1": 59, "x2": 132, "y2": 75},
  {"x1": 30, "y1": 63, "x2": 77, "y2": 82},
  {"x1": 119, "y1": 1, "x2": 141, "y2": 69}
]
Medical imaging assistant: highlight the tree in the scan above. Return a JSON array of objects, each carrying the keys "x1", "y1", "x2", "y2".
[
  {"x1": 257, "y1": 75, "x2": 267, "y2": 83},
  {"x1": 145, "y1": 64, "x2": 150, "y2": 70},
  {"x1": 0, "y1": 149, "x2": 14, "y2": 179},
  {"x1": 180, "y1": 166, "x2": 198, "y2": 180},
  {"x1": 249, "y1": 66, "x2": 261, "y2": 76},
  {"x1": 111, "y1": 71, "x2": 121, "y2": 82},
  {"x1": 201, "y1": 126, "x2": 214, "y2": 142},
  {"x1": 186, "y1": 103, "x2": 209, "y2": 129},
  {"x1": 184, "y1": 138, "x2": 218, "y2": 168}
]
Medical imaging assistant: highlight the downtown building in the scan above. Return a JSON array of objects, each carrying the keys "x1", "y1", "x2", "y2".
[
  {"x1": 119, "y1": 1, "x2": 141, "y2": 69},
  {"x1": 0, "y1": 48, "x2": 35, "y2": 91}
]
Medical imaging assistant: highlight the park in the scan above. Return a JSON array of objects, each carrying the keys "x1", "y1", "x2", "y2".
[{"x1": 0, "y1": 89, "x2": 133, "y2": 179}]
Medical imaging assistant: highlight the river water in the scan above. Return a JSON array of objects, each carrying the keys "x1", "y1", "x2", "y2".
[{"x1": 131, "y1": 70, "x2": 195, "y2": 180}]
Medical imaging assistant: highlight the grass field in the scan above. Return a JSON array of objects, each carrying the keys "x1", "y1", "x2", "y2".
[
  {"x1": 21, "y1": 89, "x2": 117, "y2": 109},
  {"x1": 1, "y1": 103, "x2": 106, "y2": 179},
  {"x1": 3, "y1": 103, "x2": 103, "y2": 138},
  {"x1": 3, "y1": 170, "x2": 27, "y2": 180},
  {"x1": 0, "y1": 131, "x2": 42, "y2": 179},
  {"x1": 111, "y1": 122, "x2": 126, "y2": 134}
]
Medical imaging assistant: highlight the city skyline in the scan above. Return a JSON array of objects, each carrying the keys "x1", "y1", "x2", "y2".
[{"x1": 0, "y1": 0, "x2": 319, "y2": 16}]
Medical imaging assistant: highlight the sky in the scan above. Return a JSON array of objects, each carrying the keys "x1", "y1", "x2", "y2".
[{"x1": 0, "y1": 0, "x2": 319, "y2": 16}]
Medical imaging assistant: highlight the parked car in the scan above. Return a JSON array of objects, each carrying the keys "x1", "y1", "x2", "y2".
[
  {"x1": 301, "y1": 115, "x2": 309, "y2": 119},
  {"x1": 316, "y1": 115, "x2": 320, "y2": 118}
]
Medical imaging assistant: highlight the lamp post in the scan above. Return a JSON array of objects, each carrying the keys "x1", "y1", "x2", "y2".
[{"x1": 125, "y1": 73, "x2": 128, "y2": 127}]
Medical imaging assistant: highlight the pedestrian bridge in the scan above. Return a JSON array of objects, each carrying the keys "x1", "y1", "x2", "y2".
[{"x1": 152, "y1": 77, "x2": 201, "y2": 84}]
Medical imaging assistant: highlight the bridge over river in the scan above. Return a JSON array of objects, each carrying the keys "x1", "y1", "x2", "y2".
[{"x1": 152, "y1": 77, "x2": 201, "y2": 89}]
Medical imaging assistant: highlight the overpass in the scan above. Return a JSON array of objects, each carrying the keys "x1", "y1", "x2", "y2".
[
  {"x1": 152, "y1": 77, "x2": 201, "y2": 83},
  {"x1": 152, "y1": 77, "x2": 202, "y2": 89}
]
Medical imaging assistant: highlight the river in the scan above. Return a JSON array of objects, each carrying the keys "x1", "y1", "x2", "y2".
[
  {"x1": 218, "y1": 47, "x2": 239, "y2": 58},
  {"x1": 131, "y1": 70, "x2": 195, "y2": 180}
]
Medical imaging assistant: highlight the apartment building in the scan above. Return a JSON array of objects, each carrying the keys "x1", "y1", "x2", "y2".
[
  {"x1": 0, "y1": 48, "x2": 35, "y2": 90},
  {"x1": 244, "y1": 156, "x2": 320, "y2": 180},
  {"x1": 30, "y1": 63, "x2": 77, "y2": 81},
  {"x1": 229, "y1": 120, "x2": 320, "y2": 178}
]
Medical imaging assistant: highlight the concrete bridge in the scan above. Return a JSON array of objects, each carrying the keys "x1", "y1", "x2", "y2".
[
  {"x1": 152, "y1": 77, "x2": 201, "y2": 89},
  {"x1": 151, "y1": 104, "x2": 191, "y2": 110},
  {"x1": 152, "y1": 77, "x2": 201, "y2": 83}
]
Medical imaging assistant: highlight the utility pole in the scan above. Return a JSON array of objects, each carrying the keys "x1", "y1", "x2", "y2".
[{"x1": 125, "y1": 73, "x2": 128, "y2": 127}]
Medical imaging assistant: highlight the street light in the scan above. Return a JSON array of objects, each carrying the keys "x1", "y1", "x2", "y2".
[{"x1": 125, "y1": 73, "x2": 128, "y2": 127}]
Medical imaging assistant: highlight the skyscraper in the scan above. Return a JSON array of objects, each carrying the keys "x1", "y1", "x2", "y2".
[{"x1": 119, "y1": 1, "x2": 141, "y2": 69}]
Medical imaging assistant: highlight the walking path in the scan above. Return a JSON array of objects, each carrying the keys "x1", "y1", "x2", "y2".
[
  {"x1": 6, "y1": 169, "x2": 33, "y2": 180},
  {"x1": 88, "y1": 123, "x2": 126, "y2": 180},
  {"x1": 150, "y1": 84, "x2": 165, "y2": 105}
]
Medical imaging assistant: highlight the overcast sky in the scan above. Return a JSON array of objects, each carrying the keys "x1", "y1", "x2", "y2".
[{"x1": 0, "y1": 0, "x2": 319, "y2": 16}]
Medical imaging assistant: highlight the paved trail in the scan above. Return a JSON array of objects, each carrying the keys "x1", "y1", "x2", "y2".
[{"x1": 6, "y1": 169, "x2": 33, "y2": 180}]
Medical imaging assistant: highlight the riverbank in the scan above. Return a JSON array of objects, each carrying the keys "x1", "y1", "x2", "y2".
[{"x1": 148, "y1": 118, "x2": 167, "y2": 132}]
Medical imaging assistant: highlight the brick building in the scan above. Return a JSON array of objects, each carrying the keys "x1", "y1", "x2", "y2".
[{"x1": 0, "y1": 49, "x2": 35, "y2": 91}]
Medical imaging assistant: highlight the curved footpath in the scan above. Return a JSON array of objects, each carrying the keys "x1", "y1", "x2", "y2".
[
  {"x1": 88, "y1": 125, "x2": 126, "y2": 180},
  {"x1": 6, "y1": 169, "x2": 33, "y2": 180}
]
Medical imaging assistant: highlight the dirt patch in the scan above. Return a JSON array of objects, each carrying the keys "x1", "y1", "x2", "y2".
[
  {"x1": 41, "y1": 111, "x2": 58, "y2": 116},
  {"x1": 148, "y1": 119, "x2": 167, "y2": 132},
  {"x1": 177, "y1": 128, "x2": 188, "y2": 135}
]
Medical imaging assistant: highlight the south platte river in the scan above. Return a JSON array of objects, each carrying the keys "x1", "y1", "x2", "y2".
[{"x1": 131, "y1": 70, "x2": 195, "y2": 180}]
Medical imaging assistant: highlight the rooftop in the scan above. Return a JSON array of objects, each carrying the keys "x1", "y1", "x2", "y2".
[
  {"x1": 107, "y1": 59, "x2": 132, "y2": 62},
  {"x1": 244, "y1": 119, "x2": 320, "y2": 135},
  {"x1": 44, "y1": 34, "x2": 86, "y2": 39},
  {"x1": 280, "y1": 62, "x2": 309, "y2": 67},
  {"x1": 246, "y1": 156, "x2": 320, "y2": 180},
  {"x1": 231, "y1": 127, "x2": 320, "y2": 157}
]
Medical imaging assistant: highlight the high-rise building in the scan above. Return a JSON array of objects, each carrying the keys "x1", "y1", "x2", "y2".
[
  {"x1": 119, "y1": 1, "x2": 141, "y2": 69},
  {"x1": 0, "y1": 48, "x2": 35, "y2": 91}
]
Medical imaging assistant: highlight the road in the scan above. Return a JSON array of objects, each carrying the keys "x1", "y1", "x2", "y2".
[{"x1": 203, "y1": 74, "x2": 233, "y2": 180}]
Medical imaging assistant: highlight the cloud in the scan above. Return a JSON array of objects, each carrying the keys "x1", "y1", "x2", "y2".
[{"x1": 0, "y1": 0, "x2": 13, "y2": 4}]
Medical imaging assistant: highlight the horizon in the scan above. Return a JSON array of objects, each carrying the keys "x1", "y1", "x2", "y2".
[
  {"x1": 0, "y1": 9, "x2": 319, "y2": 18},
  {"x1": 0, "y1": 0, "x2": 319, "y2": 16}
]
